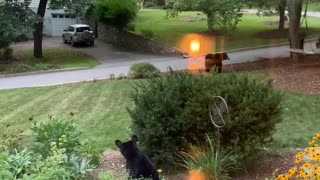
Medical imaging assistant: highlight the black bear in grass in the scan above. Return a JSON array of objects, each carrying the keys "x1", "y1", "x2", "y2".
[{"x1": 115, "y1": 135, "x2": 160, "y2": 180}]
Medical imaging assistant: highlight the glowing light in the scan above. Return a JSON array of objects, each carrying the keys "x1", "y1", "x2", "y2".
[
  {"x1": 188, "y1": 170, "x2": 206, "y2": 180},
  {"x1": 190, "y1": 40, "x2": 200, "y2": 54}
]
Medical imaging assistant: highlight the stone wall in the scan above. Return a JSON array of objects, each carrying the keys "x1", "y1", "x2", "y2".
[{"x1": 98, "y1": 23, "x2": 184, "y2": 55}]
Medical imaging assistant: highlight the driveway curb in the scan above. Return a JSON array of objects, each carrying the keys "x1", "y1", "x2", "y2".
[{"x1": 0, "y1": 67, "x2": 90, "y2": 78}]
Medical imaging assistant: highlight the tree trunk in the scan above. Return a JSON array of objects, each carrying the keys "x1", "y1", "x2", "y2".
[
  {"x1": 33, "y1": 0, "x2": 48, "y2": 59},
  {"x1": 287, "y1": 0, "x2": 304, "y2": 61},
  {"x1": 139, "y1": 0, "x2": 144, "y2": 9},
  {"x1": 278, "y1": 0, "x2": 286, "y2": 30},
  {"x1": 156, "y1": 0, "x2": 165, "y2": 6}
]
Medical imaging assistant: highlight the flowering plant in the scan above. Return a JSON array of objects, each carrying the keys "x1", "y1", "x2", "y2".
[{"x1": 274, "y1": 134, "x2": 320, "y2": 180}]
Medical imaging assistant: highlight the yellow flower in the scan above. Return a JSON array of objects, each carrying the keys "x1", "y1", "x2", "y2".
[
  {"x1": 157, "y1": 169, "x2": 163, "y2": 174},
  {"x1": 288, "y1": 166, "x2": 298, "y2": 177}
]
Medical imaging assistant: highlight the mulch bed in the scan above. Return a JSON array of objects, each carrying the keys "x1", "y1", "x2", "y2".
[{"x1": 95, "y1": 54, "x2": 320, "y2": 179}]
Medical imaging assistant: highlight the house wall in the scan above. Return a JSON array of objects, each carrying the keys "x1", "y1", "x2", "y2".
[{"x1": 29, "y1": 5, "x2": 80, "y2": 37}]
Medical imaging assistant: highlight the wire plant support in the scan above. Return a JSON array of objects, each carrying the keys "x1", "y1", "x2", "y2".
[{"x1": 209, "y1": 96, "x2": 230, "y2": 152}]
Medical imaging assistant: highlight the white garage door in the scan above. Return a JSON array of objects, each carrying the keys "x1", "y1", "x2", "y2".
[{"x1": 51, "y1": 14, "x2": 78, "y2": 36}]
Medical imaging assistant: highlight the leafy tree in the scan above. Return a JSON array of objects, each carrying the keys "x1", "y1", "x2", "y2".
[
  {"x1": 94, "y1": 0, "x2": 138, "y2": 30},
  {"x1": 33, "y1": 0, "x2": 93, "y2": 59},
  {"x1": 167, "y1": 0, "x2": 243, "y2": 32},
  {"x1": 245, "y1": 0, "x2": 286, "y2": 30},
  {"x1": 0, "y1": 0, "x2": 34, "y2": 50}
]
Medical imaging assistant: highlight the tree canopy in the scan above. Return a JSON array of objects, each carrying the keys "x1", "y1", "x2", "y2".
[
  {"x1": 0, "y1": 0, "x2": 35, "y2": 49},
  {"x1": 167, "y1": 0, "x2": 243, "y2": 32}
]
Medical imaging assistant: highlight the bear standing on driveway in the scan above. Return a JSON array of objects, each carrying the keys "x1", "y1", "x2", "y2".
[
  {"x1": 205, "y1": 52, "x2": 229, "y2": 73},
  {"x1": 115, "y1": 135, "x2": 160, "y2": 180}
]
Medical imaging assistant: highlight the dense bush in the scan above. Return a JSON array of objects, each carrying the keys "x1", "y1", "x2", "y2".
[
  {"x1": 95, "y1": 0, "x2": 138, "y2": 30},
  {"x1": 129, "y1": 63, "x2": 160, "y2": 79},
  {"x1": 129, "y1": 72, "x2": 282, "y2": 167}
]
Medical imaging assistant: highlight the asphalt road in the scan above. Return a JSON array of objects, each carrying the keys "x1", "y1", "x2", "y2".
[{"x1": 0, "y1": 38, "x2": 317, "y2": 91}]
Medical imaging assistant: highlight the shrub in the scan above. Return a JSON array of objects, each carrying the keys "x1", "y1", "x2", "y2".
[
  {"x1": 129, "y1": 63, "x2": 160, "y2": 79},
  {"x1": 32, "y1": 119, "x2": 81, "y2": 157},
  {"x1": 140, "y1": 29, "x2": 155, "y2": 39},
  {"x1": 129, "y1": 72, "x2": 282, "y2": 167},
  {"x1": 8, "y1": 63, "x2": 32, "y2": 73},
  {"x1": 95, "y1": 0, "x2": 138, "y2": 30},
  {"x1": 3, "y1": 47, "x2": 14, "y2": 60}
]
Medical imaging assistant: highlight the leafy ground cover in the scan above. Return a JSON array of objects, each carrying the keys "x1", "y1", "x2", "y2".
[
  {"x1": 0, "y1": 49, "x2": 99, "y2": 75},
  {"x1": 133, "y1": 9, "x2": 320, "y2": 51}
]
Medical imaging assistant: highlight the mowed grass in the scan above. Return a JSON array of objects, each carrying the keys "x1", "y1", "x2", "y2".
[
  {"x1": 271, "y1": 92, "x2": 320, "y2": 149},
  {"x1": 0, "y1": 49, "x2": 99, "y2": 75},
  {"x1": 134, "y1": 9, "x2": 320, "y2": 51},
  {"x1": 0, "y1": 80, "x2": 133, "y2": 152},
  {"x1": 0, "y1": 79, "x2": 320, "y2": 152},
  {"x1": 308, "y1": 2, "x2": 320, "y2": 11}
]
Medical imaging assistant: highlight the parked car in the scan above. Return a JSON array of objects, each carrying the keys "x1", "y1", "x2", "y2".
[{"x1": 62, "y1": 24, "x2": 95, "y2": 46}]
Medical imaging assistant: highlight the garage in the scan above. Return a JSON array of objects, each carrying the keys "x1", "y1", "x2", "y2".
[{"x1": 51, "y1": 13, "x2": 78, "y2": 36}]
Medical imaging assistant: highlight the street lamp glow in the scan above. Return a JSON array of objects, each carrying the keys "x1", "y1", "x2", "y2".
[{"x1": 190, "y1": 39, "x2": 200, "y2": 54}]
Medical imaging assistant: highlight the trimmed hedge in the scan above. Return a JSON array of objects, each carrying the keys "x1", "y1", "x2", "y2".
[
  {"x1": 129, "y1": 63, "x2": 160, "y2": 79},
  {"x1": 129, "y1": 72, "x2": 282, "y2": 167}
]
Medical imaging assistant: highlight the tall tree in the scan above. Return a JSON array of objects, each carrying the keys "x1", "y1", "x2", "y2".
[
  {"x1": 287, "y1": 0, "x2": 304, "y2": 60},
  {"x1": 33, "y1": 0, "x2": 91, "y2": 59},
  {"x1": 33, "y1": 0, "x2": 48, "y2": 59},
  {"x1": 167, "y1": 0, "x2": 243, "y2": 32},
  {"x1": 278, "y1": 0, "x2": 287, "y2": 30},
  {"x1": 244, "y1": 0, "x2": 285, "y2": 30}
]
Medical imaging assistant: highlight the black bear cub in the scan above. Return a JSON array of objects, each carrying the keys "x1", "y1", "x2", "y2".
[{"x1": 115, "y1": 135, "x2": 160, "y2": 180}]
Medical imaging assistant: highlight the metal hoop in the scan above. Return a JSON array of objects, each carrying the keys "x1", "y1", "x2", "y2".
[{"x1": 209, "y1": 96, "x2": 229, "y2": 129}]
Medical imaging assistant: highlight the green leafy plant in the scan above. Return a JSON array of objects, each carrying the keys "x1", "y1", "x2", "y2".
[
  {"x1": 0, "y1": 118, "x2": 98, "y2": 179},
  {"x1": 32, "y1": 119, "x2": 81, "y2": 157},
  {"x1": 129, "y1": 63, "x2": 160, "y2": 79},
  {"x1": 99, "y1": 171, "x2": 115, "y2": 180},
  {"x1": 95, "y1": 0, "x2": 138, "y2": 30},
  {"x1": 178, "y1": 135, "x2": 238, "y2": 180},
  {"x1": 129, "y1": 71, "x2": 282, "y2": 167}
]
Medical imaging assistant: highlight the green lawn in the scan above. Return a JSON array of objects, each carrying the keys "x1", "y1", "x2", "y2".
[
  {"x1": 0, "y1": 80, "x2": 132, "y2": 152},
  {"x1": 271, "y1": 92, "x2": 320, "y2": 149},
  {"x1": 133, "y1": 9, "x2": 320, "y2": 51},
  {"x1": 0, "y1": 79, "x2": 319, "y2": 152},
  {"x1": 308, "y1": 2, "x2": 320, "y2": 11},
  {"x1": 0, "y1": 49, "x2": 99, "y2": 75}
]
